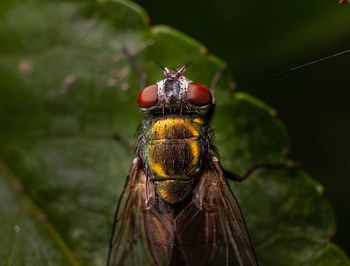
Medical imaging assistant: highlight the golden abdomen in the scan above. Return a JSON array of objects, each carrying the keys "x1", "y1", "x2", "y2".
[{"x1": 144, "y1": 117, "x2": 203, "y2": 204}]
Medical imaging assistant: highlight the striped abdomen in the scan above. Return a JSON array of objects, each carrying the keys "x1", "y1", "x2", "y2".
[{"x1": 144, "y1": 116, "x2": 205, "y2": 204}]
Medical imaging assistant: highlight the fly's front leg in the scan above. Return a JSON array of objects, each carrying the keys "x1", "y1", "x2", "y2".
[
  {"x1": 209, "y1": 63, "x2": 228, "y2": 91},
  {"x1": 122, "y1": 46, "x2": 147, "y2": 89},
  {"x1": 112, "y1": 45, "x2": 149, "y2": 149},
  {"x1": 224, "y1": 162, "x2": 300, "y2": 182},
  {"x1": 112, "y1": 132, "x2": 134, "y2": 150}
]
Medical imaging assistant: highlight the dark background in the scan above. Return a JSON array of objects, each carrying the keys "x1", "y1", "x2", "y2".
[{"x1": 134, "y1": 0, "x2": 350, "y2": 254}]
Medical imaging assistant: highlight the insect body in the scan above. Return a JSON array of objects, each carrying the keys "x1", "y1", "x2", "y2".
[
  {"x1": 108, "y1": 67, "x2": 258, "y2": 266},
  {"x1": 144, "y1": 115, "x2": 207, "y2": 205}
]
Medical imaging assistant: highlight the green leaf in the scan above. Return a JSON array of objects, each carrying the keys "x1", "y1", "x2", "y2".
[
  {"x1": 0, "y1": 161, "x2": 79, "y2": 266},
  {"x1": 0, "y1": 0, "x2": 348, "y2": 265}
]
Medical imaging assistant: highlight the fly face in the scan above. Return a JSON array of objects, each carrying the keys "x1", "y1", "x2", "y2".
[
  {"x1": 137, "y1": 66, "x2": 214, "y2": 114},
  {"x1": 108, "y1": 67, "x2": 258, "y2": 266},
  {"x1": 158, "y1": 67, "x2": 188, "y2": 105}
]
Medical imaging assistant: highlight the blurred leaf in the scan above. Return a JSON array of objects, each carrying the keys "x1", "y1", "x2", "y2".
[
  {"x1": 0, "y1": 162, "x2": 79, "y2": 266},
  {"x1": 0, "y1": 0, "x2": 348, "y2": 265}
]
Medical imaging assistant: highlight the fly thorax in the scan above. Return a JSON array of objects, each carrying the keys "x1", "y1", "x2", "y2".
[{"x1": 144, "y1": 116, "x2": 205, "y2": 204}]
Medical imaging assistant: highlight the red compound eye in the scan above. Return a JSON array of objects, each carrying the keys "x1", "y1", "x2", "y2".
[
  {"x1": 137, "y1": 84, "x2": 158, "y2": 108},
  {"x1": 187, "y1": 82, "x2": 213, "y2": 106}
]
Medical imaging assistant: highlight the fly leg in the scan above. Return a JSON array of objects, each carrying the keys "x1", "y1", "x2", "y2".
[
  {"x1": 122, "y1": 46, "x2": 147, "y2": 89},
  {"x1": 224, "y1": 162, "x2": 300, "y2": 182},
  {"x1": 112, "y1": 45, "x2": 150, "y2": 148},
  {"x1": 209, "y1": 63, "x2": 229, "y2": 91},
  {"x1": 112, "y1": 132, "x2": 134, "y2": 150}
]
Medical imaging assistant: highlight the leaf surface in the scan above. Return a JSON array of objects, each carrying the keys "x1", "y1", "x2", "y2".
[{"x1": 0, "y1": 1, "x2": 348, "y2": 265}]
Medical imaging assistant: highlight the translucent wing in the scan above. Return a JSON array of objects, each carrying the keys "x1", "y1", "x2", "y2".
[
  {"x1": 108, "y1": 156, "x2": 258, "y2": 266},
  {"x1": 174, "y1": 157, "x2": 258, "y2": 266},
  {"x1": 108, "y1": 157, "x2": 174, "y2": 266}
]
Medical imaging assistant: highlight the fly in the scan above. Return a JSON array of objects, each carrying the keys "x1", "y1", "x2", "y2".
[{"x1": 107, "y1": 66, "x2": 258, "y2": 266}]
